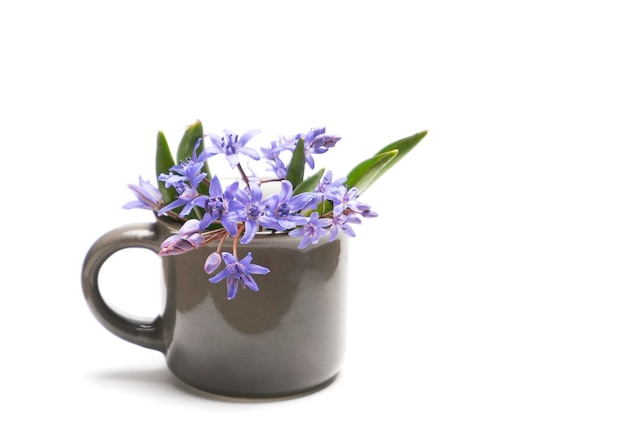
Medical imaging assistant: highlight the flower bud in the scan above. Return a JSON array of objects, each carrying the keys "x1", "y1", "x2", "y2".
[{"x1": 204, "y1": 251, "x2": 222, "y2": 274}]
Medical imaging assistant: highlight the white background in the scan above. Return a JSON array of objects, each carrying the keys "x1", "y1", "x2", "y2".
[{"x1": 1, "y1": 0, "x2": 625, "y2": 445}]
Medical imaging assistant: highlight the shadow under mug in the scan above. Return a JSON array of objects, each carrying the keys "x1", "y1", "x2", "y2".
[{"x1": 81, "y1": 217, "x2": 349, "y2": 398}]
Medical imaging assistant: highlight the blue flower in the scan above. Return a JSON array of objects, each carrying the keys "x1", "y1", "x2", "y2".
[
  {"x1": 209, "y1": 252, "x2": 270, "y2": 300},
  {"x1": 260, "y1": 136, "x2": 296, "y2": 159},
  {"x1": 192, "y1": 176, "x2": 244, "y2": 235},
  {"x1": 326, "y1": 184, "x2": 372, "y2": 215},
  {"x1": 260, "y1": 139, "x2": 290, "y2": 179},
  {"x1": 258, "y1": 181, "x2": 307, "y2": 231},
  {"x1": 236, "y1": 182, "x2": 265, "y2": 244},
  {"x1": 205, "y1": 129, "x2": 261, "y2": 168},
  {"x1": 123, "y1": 176, "x2": 163, "y2": 211},
  {"x1": 315, "y1": 170, "x2": 346, "y2": 195},
  {"x1": 328, "y1": 212, "x2": 361, "y2": 241},
  {"x1": 360, "y1": 208, "x2": 379, "y2": 219},
  {"x1": 289, "y1": 190, "x2": 322, "y2": 211},
  {"x1": 301, "y1": 127, "x2": 342, "y2": 169},
  {"x1": 158, "y1": 146, "x2": 210, "y2": 191},
  {"x1": 283, "y1": 170, "x2": 346, "y2": 212},
  {"x1": 311, "y1": 132, "x2": 341, "y2": 151},
  {"x1": 157, "y1": 186, "x2": 200, "y2": 218},
  {"x1": 288, "y1": 212, "x2": 332, "y2": 249}
]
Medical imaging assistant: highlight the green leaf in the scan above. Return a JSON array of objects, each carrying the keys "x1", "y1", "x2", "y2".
[
  {"x1": 176, "y1": 120, "x2": 204, "y2": 162},
  {"x1": 155, "y1": 131, "x2": 177, "y2": 205},
  {"x1": 345, "y1": 129, "x2": 428, "y2": 194},
  {"x1": 346, "y1": 150, "x2": 398, "y2": 194},
  {"x1": 286, "y1": 137, "x2": 306, "y2": 189},
  {"x1": 293, "y1": 167, "x2": 326, "y2": 195},
  {"x1": 372, "y1": 129, "x2": 428, "y2": 180}
]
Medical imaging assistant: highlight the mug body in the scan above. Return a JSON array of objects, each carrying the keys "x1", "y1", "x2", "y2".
[{"x1": 159, "y1": 219, "x2": 349, "y2": 398}]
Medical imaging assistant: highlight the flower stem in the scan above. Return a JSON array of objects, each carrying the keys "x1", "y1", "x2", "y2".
[
  {"x1": 237, "y1": 163, "x2": 250, "y2": 188},
  {"x1": 216, "y1": 230, "x2": 229, "y2": 253},
  {"x1": 232, "y1": 224, "x2": 245, "y2": 258},
  {"x1": 202, "y1": 228, "x2": 228, "y2": 247}
]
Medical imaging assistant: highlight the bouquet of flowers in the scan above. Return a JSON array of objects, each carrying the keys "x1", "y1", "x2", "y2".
[{"x1": 124, "y1": 121, "x2": 427, "y2": 299}]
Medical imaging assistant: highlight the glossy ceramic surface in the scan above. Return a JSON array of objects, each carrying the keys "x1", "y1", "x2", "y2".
[{"x1": 82, "y1": 218, "x2": 349, "y2": 398}]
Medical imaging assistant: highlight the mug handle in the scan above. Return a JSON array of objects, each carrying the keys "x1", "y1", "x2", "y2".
[{"x1": 81, "y1": 222, "x2": 165, "y2": 352}]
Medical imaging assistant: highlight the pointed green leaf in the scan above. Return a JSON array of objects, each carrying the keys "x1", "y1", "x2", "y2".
[
  {"x1": 176, "y1": 120, "x2": 204, "y2": 162},
  {"x1": 372, "y1": 129, "x2": 428, "y2": 181},
  {"x1": 286, "y1": 137, "x2": 306, "y2": 189},
  {"x1": 155, "y1": 131, "x2": 177, "y2": 205},
  {"x1": 346, "y1": 150, "x2": 398, "y2": 194},
  {"x1": 293, "y1": 167, "x2": 326, "y2": 195},
  {"x1": 345, "y1": 129, "x2": 427, "y2": 194}
]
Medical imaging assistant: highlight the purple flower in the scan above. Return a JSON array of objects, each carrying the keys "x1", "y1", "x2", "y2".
[
  {"x1": 284, "y1": 170, "x2": 346, "y2": 212},
  {"x1": 159, "y1": 219, "x2": 205, "y2": 256},
  {"x1": 268, "y1": 156, "x2": 288, "y2": 179},
  {"x1": 159, "y1": 147, "x2": 210, "y2": 190},
  {"x1": 123, "y1": 176, "x2": 163, "y2": 211},
  {"x1": 290, "y1": 190, "x2": 322, "y2": 211},
  {"x1": 328, "y1": 212, "x2": 361, "y2": 241},
  {"x1": 288, "y1": 212, "x2": 332, "y2": 249},
  {"x1": 312, "y1": 133, "x2": 341, "y2": 150},
  {"x1": 301, "y1": 127, "x2": 342, "y2": 169},
  {"x1": 157, "y1": 186, "x2": 200, "y2": 218},
  {"x1": 258, "y1": 181, "x2": 308, "y2": 231},
  {"x1": 205, "y1": 129, "x2": 261, "y2": 168},
  {"x1": 326, "y1": 184, "x2": 372, "y2": 215},
  {"x1": 192, "y1": 176, "x2": 244, "y2": 235},
  {"x1": 209, "y1": 252, "x2": 270, "y2": 300},
  {"x1": 261, "y1": 135, "x2": 298, "y2": 157},
  {"x1": 315, "y1": 170, "x2": 346, "y2": 195},
  {"x1": 259, "y1": 139, "x2": 290, "y2": 179},
  {"x1": 360, "y1": 208, "x2": 379, "y2": 219},
  {"x1": 236, "y1": 182, "x2": 265, "y2": 244}
]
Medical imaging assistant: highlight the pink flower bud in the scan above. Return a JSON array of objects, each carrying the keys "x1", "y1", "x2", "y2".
[{"x1": 204, "y1": 251, "x2": 222, "y2": 274}]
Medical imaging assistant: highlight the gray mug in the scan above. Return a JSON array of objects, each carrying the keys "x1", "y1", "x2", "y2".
[{"x1": 81, "y1": 217, "x2": 349, "y2": 398}]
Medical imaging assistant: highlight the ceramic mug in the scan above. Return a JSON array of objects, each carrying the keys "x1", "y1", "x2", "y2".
[{"x1": 81, "y1": 217, "x2": 349, "y2": 398}]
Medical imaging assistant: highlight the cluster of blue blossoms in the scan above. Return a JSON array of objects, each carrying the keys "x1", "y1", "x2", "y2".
[{"x1": 124, "y1": 127, "x2": 377, "y2": 299}]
